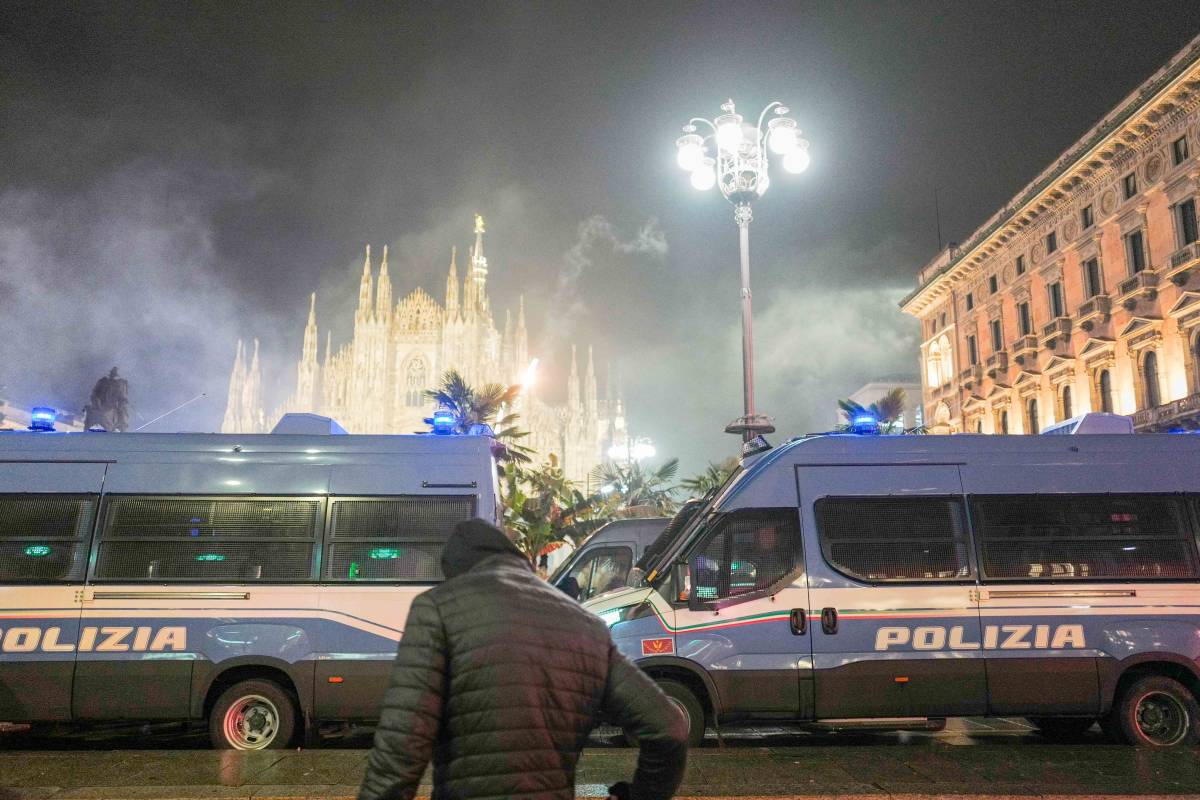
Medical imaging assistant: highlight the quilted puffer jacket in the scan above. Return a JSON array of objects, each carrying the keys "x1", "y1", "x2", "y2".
[{"x1": 358, "y1": 519, "x2": 688, "y2": 800}]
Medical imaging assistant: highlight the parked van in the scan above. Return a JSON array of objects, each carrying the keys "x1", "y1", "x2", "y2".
[
  {"x1": 552, "y1": 517, "x2": 669, "y2": 602},
  {"x1": 586, "y1": 426, "x2": 1200, "y2": 747},
  {"x1": 0, "y1": 418, "x2": 498, "y2": 748}
]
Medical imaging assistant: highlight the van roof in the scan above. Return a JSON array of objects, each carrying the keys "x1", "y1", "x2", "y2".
[{"x1": 0, "y1": 430, "x2": 495, "y2": 460}]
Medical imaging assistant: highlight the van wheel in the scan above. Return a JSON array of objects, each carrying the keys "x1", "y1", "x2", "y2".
[
  {"x1": 658, "y1": 679, "x2": 705, "y2": 747},
  {"x1": 1028, "y1": 717, "x2": 1095, "y2": 739},
  {"x1": 209, "y1": 679, "x2": 297, "y2": 750},
  {"x1": 1110, "y1": 675, "x2": 1200, "y2": 747}
]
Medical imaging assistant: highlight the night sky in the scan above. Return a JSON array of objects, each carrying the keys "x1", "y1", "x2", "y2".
[{"x1": 4, "y1": 2, "x2": 1200, "y2": 474}]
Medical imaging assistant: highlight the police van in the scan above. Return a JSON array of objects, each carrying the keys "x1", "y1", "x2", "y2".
[
  {"x1": 0, "y1": 415, "x2": 498, "y2": 749},
  {"x1": 586, "y1": 423, "x2": 1200, "y2": 747},
  {"x1": 551, "y1": 517, "x2": 670, "y2": 602}
]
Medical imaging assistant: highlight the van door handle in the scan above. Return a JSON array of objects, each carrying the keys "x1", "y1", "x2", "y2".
[
  {"x1": 821, "y1": 607, "x2": 838, "y2": 635},
  {"x1": 789, "y1": 609, "x2": 807, "y2": 636}
]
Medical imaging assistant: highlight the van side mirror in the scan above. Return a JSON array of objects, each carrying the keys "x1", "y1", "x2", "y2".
[{"x1": 560, "y1": 576, "x2": 581, "y2": 601}]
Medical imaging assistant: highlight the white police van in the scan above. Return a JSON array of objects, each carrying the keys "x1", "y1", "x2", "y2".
[
  {"x1": 587, "y1": 420, "x2": 1200, "y2": 747},
  {"x1": 0, "y1": 414, "x2": 498, "y2": 748}
]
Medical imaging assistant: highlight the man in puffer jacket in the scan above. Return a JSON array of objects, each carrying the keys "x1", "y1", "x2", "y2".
[{"x1": 358, "y1": 518, "x2": 689, "y2": 800}]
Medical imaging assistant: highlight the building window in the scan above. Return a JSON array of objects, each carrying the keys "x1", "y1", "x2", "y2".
[
  {"x1": 1173, "y1": 135, "x2": 1190, "y2": 166},
  {"x1": 990, "y1": 318, "x2": 1002, "y2": 351},
  {"x1": 404, "y1": 357, "x2": 428, "y2": 407},
  {"x1": 1015, "y1": 255, "x2": 1025, "y2": 275},
  {"x1": 1026, "y1": 398, "x2": 1039, "y2": 434},
  {"x1": 1046, "y1": 230, "x2": 1058, "y2": 254},
  {"x1": 1098, "y1": 368, "x2": 1114, "y2": 413},
  {"x1": 966, "y1": 292, "x2": 974, "y2": 311},
  {"x1": 1177, "y1": 198, "x2": 1199, "y2": 246},
  {"x1": 1083, "y1": 257, "x2": 1103, "y2": 298},
  {"x1": 1081, "y1": 205, "x2": 1094, "y2": 230},
  {"x1": 1018, "y1": 302, "x2": 1032, "y2": 336},
  {"x1": 1123, "y1": 172, "x2": 1138, "y2": 200},
  {"x1": 939, "y1": 312, "x2": 946, "y2": 329},
  {"x1": 989, "y1": 274, "x2": 998, "y2": 294},
  {"x1": 967, "y1": 335, "x2": 978, "y2": 366},
  {"x1": 1194, "y1": 332, "x2": 1200, "y2": 393},
  {"x1": 1061, "y1": 384, "x2": 1073, "y2": 420},
  {"x1": 998, "y1": 409, "x2": 1009, "y2": 434},
  {"x1": 1048, "y1": 281, "x2": 1065, "y2": 318},
  {"x1": 1143, "y1": 350, "x2": 1161, "y2": 409},
  {"x1": 975, "y1": 418, "x2": 984, "y2": 433},
  {"x1": 1126, "y1": 229, "x2": 1146, "y2": 274}
]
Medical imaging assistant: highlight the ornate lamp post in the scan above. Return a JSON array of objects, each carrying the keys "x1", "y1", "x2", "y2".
[{"x1": 676, "y1": 100, "x2": 810, "y2": 441}]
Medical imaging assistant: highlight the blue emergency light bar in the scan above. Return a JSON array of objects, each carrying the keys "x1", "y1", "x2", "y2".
[
  {"x1": 29, "y1": 407, "x2": 57, "y2": 432},
  {"x1": 849, "y1": 414, "x2": 881, "y2": 436},
  {"x1": 432, "y1": 408, "x2": 457, "y2": 435}
]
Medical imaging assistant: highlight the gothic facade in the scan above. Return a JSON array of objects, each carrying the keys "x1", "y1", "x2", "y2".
[
  {"x1": 221, "y1": 216, "x2": 628, "y2": 482},
  {"x1": 903, "y1": 34, "x2": 1200, "y2": 435}
]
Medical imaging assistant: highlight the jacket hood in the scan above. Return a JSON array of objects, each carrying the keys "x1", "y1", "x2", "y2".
[{"x1": 441, "y1": 518, "x2": 530, "y2": 579}]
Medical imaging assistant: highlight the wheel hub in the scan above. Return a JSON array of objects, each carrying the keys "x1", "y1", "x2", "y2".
[
  {"x1": 224, "y1": 694, "x2": 280, "y2": 750},
  {"x1": 1135, "y1": 692, "x2": 1187, "y2": 745}
]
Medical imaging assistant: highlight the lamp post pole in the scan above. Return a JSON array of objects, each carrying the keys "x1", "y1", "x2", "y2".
[{"x1": 676, "y1": 100, "x2": 810, "y2": 444}]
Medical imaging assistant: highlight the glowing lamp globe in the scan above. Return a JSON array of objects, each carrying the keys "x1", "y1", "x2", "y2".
[
  {"x1": 767, "y1": 117, "x2": 798, "y2": 155},
  {"x1": 783, "y1": 146, "x2": 810, "y2": 174},
  {"x1": 715, "y1": 113, "x2": 743, "y2": 151},
  {"x1": 675, "y1": 134, "x2": 704, "y2": 171},
  {"x1": 690, "y1": 160, "x2": 717, "y2": 191}
]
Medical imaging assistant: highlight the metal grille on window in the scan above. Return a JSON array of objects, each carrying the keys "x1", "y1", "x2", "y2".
[
  {"x1": 327, "y1": 496, "x2": 475, "y2": 581},
  {"x1": 816, "y1": 497, "x2": 971, "y2": 582},
  {"x1": 973, "y1": 495, "x2": 1199, "y2": 580},
  {"x1": 0, "y1": 494, "x2": 96, "y2": 582},
  {"x1": 691, "y1": 510, "x2": 799, "y2": 601},
  {"x1": 95, "y1": 497, "x2": 319, "y2": 581}
]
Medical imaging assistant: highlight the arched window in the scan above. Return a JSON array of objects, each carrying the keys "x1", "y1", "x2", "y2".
[
  {"x1": 1026, "y1": 398, "x2": 1039, "y2": 434},
  {"x1": 937, "y1": 335, "x2": 953, "y2": 384},
  {"x1": 1061, "y1": 385, "x2": 1073, "y2": 420},
  {"x1": 1099, "y1": 369, "x2": 1114, "y2": 413},
  {"x1": 404, "y1": 357, "x2": 428, "y2": 407},
  {"x1": 1144, "y1": 350, "x2": 1161, "y2": 408},
  {"x1": 926, "y1": 341, "x2": 942, "y2": 387}
]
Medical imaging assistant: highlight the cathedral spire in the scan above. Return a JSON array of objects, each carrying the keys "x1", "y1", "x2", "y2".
[
  {"x1": 445, "y1": 246, "x2": 460, "y2": 321},
  {"x1": 568, "y1": 344, "x2": 581, "y2": 412},
  {"x1": 355, "y1": 245, "x2": 374, "y2": 337},
  {"x1": 514, "y1": 295, "x2": 528, "y2": 373},
  {"x1": 221, "y1": 339, "x2": 246, "y2": 433},
  {"x1": 376, "y1": 245, "x2": 392, "y2": 321},
  {"x1": 297, "y1": 293, "x2": 319, "y2": 410},
  {"x1": 584, "y1": 345, "x2": 597, "y2": 418},
  {"x1": 324, "y1": 330, "x2": 332, "y2": 367}
]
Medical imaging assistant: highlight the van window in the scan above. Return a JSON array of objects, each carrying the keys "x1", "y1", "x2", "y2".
[
  {"x1": 972, "y1": 494, "x2": 1199, "y2": 581},
  {"x1": 563, "y1": 545, "x2": 633, "y2": 602},
  {"x1": 325, "y1": 496, "x2": 475, "y2": 581},
  {"x1": 690, "y1": 509, "x2": 800, "y2": 602},
  {"x1": 0, "y1": 494, "x2": 96, "y2": 583},
  {"x1": 816, "y1": 497, "x2": 971, "y2": 582},
  {"x1": 94, "y1": 496, "x2": 320, "y2": 581}
]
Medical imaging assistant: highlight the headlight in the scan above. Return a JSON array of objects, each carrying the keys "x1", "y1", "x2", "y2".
[
  {"x1": 598, "y1": 602, "x2": 653, "y2": 628},
  {"x1": 600, "y1": 609, "x2": 624, "y2": 627}
]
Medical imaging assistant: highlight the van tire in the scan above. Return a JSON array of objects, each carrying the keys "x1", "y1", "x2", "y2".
[
  {"x1": 1110, "y1": 675, "x2": 1200, "y2": 747},
  {"x1": 1028, "y1": 717, "x2": 1095, "y2": 739},
  {"x1": 657, "y1": 679, "x2": 705, "y2": 747},
  {"x1": 209, "y1": 679, "x2": 297, "y2": 750}
]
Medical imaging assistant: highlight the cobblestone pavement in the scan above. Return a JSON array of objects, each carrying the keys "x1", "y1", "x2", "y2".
[{"x1": 1, "y1": 719, "x2": 1199, "y2": 799}]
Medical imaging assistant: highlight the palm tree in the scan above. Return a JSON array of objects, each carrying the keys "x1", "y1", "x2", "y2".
[
  {"x1": 588, "y1": 458, "x2": 680, "y2": 516},
  {"x1": 501, "y1": 457, "x2": 610, "y2": 563},
  {"x1": 424, "y1": 369, "x2": 531, "y2": 460},
  {"x1": 838, "y1": 387, "x2": 909, "y2": 433},
  {"x1": 680, "y1": 458, "x2": 738, "y2": 496}
]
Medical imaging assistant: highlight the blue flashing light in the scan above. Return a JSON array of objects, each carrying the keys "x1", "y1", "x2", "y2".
[
  {"x1": 29, "y1": 407, "x2": 56, "y2": 432},
  {"x1": 432, "y1": 407, "x2": 457, "y2": 436},
  {"x1": 850, "y1": 414, "x2": 881, "y2": 436},
  {"x1": 466, "y1": 422, "x2": 495, "y2": 438}
]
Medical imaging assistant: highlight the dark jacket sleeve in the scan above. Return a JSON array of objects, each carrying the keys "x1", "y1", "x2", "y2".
[
  {"x1": 600, "y1": 645, "x2": 688, "y2": 800},
  {"x1": 358, "y1": 593, "x2": 447, "y2": 800}
]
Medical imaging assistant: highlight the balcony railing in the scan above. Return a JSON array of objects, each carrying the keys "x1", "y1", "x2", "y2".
[
  {"x1": 985, "y1": 351, "x2": 1009, "y2": 380},
  {"x1": 1167, "y1": 243, "x2": 1200, "y2": 285},
  {"x1": 1117, "y1": 270, "x2": 1160, "y2": 309},
  {"x1": 1131, "y1": 391, "x2": 1200, "y2": 430},
  {"x1": 1076, "y1": 295, "x2": 1112, "y2": 332},
  {"x1": 1010, "y1": 334, "x2": 1039, "y2": 366},
  {"x1": 1040, "y1": 317, "x2": 1072, "y2": 349},
  {"x1": 960, "y1": 365, "x2": 983, "y2": 386}
]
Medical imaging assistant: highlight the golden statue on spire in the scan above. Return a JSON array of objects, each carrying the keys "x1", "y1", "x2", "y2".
[{"x1": 474, "y1": 213, "x2": 485, "y2": 234}]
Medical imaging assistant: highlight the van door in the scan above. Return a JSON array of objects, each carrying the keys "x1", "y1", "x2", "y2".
[
  {"x1": 673, "y1": 507, "x2": 811, "y2": 717},
  {"x1": 0, "y1": 463, "x2": 104, "y2": 722},
  {"x1": 558, "y1": 544, "x2": 636, "y2": 602},
  {"x1": 798, "y1": 465, "x2": 986, "y2": 720}
]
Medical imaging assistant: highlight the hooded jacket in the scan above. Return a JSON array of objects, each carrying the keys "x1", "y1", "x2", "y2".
[{"x1": 358, "y1": 519, "x2": 688, "y2": 800}]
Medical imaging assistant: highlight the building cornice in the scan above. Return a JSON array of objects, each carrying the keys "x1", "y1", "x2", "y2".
[{"x1": 901, "y1": 33, "x2": 1200, "y2": 316}]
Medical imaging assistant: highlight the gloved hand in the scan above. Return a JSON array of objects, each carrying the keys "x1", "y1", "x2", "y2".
[{"x1": 607, "y1": 781, "x2": 632, "y2": 800}]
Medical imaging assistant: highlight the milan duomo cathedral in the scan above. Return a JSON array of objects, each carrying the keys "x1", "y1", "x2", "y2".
[{"x1": 220, "y1": 216, "x2": 629, "y2": 483}]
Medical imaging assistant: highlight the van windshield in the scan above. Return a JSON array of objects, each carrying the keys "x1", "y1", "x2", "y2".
[{"x1": 641, "y1": 463, "x2": 745, "y2": 584}]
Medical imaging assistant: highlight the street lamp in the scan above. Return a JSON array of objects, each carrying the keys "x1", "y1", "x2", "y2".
[{"x1": 676, "y1": 100, "x2": 810, "y2": 441}]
